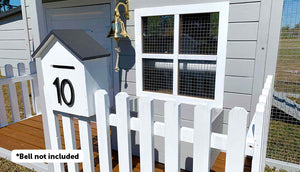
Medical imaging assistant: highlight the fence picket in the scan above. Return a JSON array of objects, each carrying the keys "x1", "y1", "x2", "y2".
[
  {"x1": 78, "y1": 117, "x2": 95, "y2": 172},
  {"x1": 164, "y1": 100, "x2": 180, "y2": 172},
  {"x1": 17, "y1": 63, "x2": 32, "y2": 118},
  {"x1": 193, "y1": 104, "x2": 212, "y2": 172},
  {"x1": 95, "y1": 90, "x2": 112, "y2": 172},
  {"x1": 5, "y1": 64, "x2": 20, "y2": 122},
  {"x1": 29, "y1": 61, "x2": 39, "y2": 114},
  {"x1": 225, "y1": 107, "x2": 248, "y2": 172},
  {"x1": 139, "y1": 97, "x2": 154, "y2": 172},
  {"x1": 62, "y1": 114, "x2": 78, "y2": 172},
  {"x1": 116, "y1": 92, "x2": 132, "y2": 172},
  {"x1": 0, "y1": 87, "x2": 8, "y2": 126},
  {"x1": 251, "y1": 103, "x2": 266, "y2": 172}
]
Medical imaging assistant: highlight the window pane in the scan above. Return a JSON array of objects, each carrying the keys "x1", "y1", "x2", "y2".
[
  {"x1": 179, "y1": 13, "x2": 219, "y2": 55},
  {"x1": 178, "y1": 60, "x2": 216, "y2": 99},
  {"x1": 143, "y1": 59, "x2": 173, "y2": 94},
  {"x1": 142, "y1": 16, "x2": 174, "y2": 54}
]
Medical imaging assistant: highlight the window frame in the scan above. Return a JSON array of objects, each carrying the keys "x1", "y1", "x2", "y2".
[{"x1": 135, "y1": 2, "x2": 229, "y2": 108}]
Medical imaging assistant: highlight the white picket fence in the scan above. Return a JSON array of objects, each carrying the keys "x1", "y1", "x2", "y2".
[
  {"x1": 0, "y1": 62, "x2": 39, "y2": 127},
  {"x1": 46, "y1": 75, "x2": 274, "y2": 172}
]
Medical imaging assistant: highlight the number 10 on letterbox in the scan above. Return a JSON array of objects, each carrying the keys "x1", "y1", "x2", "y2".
[{"x1": 33, "y1": 30, "x2": 111, "y2": 117}]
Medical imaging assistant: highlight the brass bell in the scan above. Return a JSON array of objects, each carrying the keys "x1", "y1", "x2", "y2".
[{"x1": 107, "y1": 15, "x2": 129, "y2": 43}]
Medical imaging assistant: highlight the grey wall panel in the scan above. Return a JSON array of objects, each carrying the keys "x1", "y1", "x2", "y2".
[
  {"x1": 227, "y1": 41, "x2": 257, "y2": 59},
  {"x1": 135, "y1": 0, "x2": 225, "y2": 9},
  {"x1": 0, "y1": 50, "x2": 28, "y2": 59},
  {"x1": 225, "y1": 59, "x2": 255, "y2": 77},
  {"x1": 230, "y1": 0, "x2": 261, "y2": 3},
  {"x1": 228, "y1": 22, "x2": 259, "y2": 40},
  {"x1": 0, "y1": 30, "x2": 26, "y2": 40},
  {"x1": 224, "y1": 76, "x2": 253, "y2": 94},
  {"x1": 127, "y1": 11, "x2": 134, "y2": 26},
  {"x1": 0, "y1": 40, "x2": 27, "y2": 50},
  {"x1": 0, "y1": 19, "x2": 23, "y2": 30},
  {"x1": 229, "y1": 2, "x2": 260, "y2": 22},
  {"x1": 223, "y1": 92, "x2": 252, "y2": 111},
  {"x1": 126, "y1": 26, "x2": 135, "y2": 40},
  {"x1": 120, "y1": 81, "x2": 136, "y2": 96},
  {"x1": 121, "y1": 69, "x2": 136, "y2": 82}
]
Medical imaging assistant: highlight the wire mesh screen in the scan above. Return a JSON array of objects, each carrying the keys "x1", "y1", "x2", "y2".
[
  {"x1": 178, "y1": 60, "x2": 216, "y2": 99},
  {"x1": 179, "y1": 13, "x2": 219, "y2": 55},
  {"x1": 143, "y1": 59, "x2": 173, "y2": 94},
  {"x1": 142, "y1": 16, "x2": 174, "y2": 54},
  {"x1": 266, "y1": 0, "x2": 300, "y2": 166}
]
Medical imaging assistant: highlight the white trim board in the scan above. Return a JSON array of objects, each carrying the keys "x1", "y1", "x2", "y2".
[
  {"x1": 0, "y1": 147, "x2": 48, "y2": 172},
  {"x1": 135, "y1": 2, "x2": 229, "y2": 108}
]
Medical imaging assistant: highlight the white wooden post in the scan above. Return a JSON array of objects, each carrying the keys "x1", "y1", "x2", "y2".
[
  {"x1": 139, "y1": 97, "x2": 154, "y2": 172},
  {"x1": 95, "y1": 90, "x2": 112, "y2": 172},
  {"x1": 251, "y1": 103, "x2": 266, "y2": 172},
  {"x1": 0, "y1": 86, "x2": 8, "y2": 126},
  {"x1": 164, "y1": 100, "x2": 181, "y2": 172},
  {"x1": 62, "y1": 114, "x2": 79, "y2": 172},
  {"x1": 116, "y1": 92, "x2": 132, "y2": 172},
  {"x1": 78, "y1": 117, "x2": 95, "y2": 172},
  {"x1": 193, "y1": 104, "x2": 212, "y2": 172},
  {"x1": 48, "y1": 110, "x2": 65, "y2": 172},
  {"x1": 29, "y1": 61, "x2": 40, "y2": 114},
  {"x1": 5, "y1": 64, "x2": 20, "y2": 122},
  {"x1": 225, "y1": 107, "x2": 248, "y2": 172},
  {"x1": 18, "y1": 63, "x2": 32, "y2": 118}
]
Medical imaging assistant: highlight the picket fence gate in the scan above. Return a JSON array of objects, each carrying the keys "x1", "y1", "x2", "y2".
[
  {"x1": 0, "y1": 62, "x2": 39, "y2": 127},
  {"x1": 46, "y1": 75, "x2": 274, "y2": 172}
]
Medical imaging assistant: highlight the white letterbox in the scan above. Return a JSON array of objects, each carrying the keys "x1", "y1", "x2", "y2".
[{"x1": 33, "y1": 30, "x2": 111, "y2": 117}]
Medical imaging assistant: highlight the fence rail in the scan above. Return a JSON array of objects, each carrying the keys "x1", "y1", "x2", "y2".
[{"x1": 0, "y1": 62, "x2": 39, "y2": 127}]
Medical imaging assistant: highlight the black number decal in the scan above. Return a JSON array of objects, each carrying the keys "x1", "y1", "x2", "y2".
[
  {"x1": 53, "y1": 77, "x2": 62, "y2": 104},
  {"x1": 53, "y1": 77, "x2": 75, "y2": 106}
]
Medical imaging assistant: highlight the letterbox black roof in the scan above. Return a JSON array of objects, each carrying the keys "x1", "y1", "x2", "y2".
[{"x1": 32, "y1": 29, "x2": 111, "y2": 61}]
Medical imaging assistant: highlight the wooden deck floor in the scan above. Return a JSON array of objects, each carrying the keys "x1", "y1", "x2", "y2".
[{"x1": 0, "y1": 115, "x2": 252, "y2": 172}]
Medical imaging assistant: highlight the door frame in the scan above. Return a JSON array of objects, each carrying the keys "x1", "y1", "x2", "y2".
[{"x1": 32, "y1": 0, "x2": 120, "y2": 108}]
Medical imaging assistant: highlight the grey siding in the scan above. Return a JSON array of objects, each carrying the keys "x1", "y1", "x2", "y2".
[{"x1": 0, "y1": 12, "x2": 30, "y2": 75}]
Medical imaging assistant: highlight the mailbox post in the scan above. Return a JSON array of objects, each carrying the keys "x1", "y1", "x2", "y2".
[{"x1": 33, "y1": 30, "x2": 111, "y2": 172}]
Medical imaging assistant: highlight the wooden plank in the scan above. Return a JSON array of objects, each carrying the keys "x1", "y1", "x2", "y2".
[
  {"x1": 227, "y1": 41, "x2": 257, "y2": 59},
  {"x1": 95, "y1": 90, "x2": 112, "y2": 172},
  {"x1": 193, "y1": 104, "x2": 212, "y2": 172},
  {"x1": 0, "y1": 133, "x2": 40, "y2": 150},
  {"x1": 0, "y1": 127, "x2": 45, "y2": 148},
  {"x1": 78, "y1": 118, "x2": 95, "y2": 172},
  {"x1": 0, "y1": 30, "x2": 26, "y2": 40},
  {"x1": 5, "y1": 64, "x2": 20, "y2": 122},
  {"x1": 225, "y1": 107, "x2": 248, "y2": 172},
  {"x1": 229, "y1": 3, "x2": 260, "y2": 22},
  {"x1": 18, "y1": 63, "x2": 32, "y2": 118},
  {"x1": 228, "y1": 23, "x2": 258, "y2": 40},
  {"x1": 224, "y1": 76, "x2": 253, "y2": 94},
  {"x1": 62, "y1": 114, "x2": 79, "y2": 172},
  {"x1": 225, "y1": 59, "x2": 255, "y2": 77},
  {"x1": 0, "y1": 86, "x2": 8, "y2": 126},
  {"x1": 0, "y1": 20, "x2": 24, "y2": 30},
  {"x1": 139, "y1": 96, "x2": 154, "y2": 172},
  {"x1": 116, "y1": 92, "x2": 132, "y2": 172},
  {"x1": 0, "y1": 40, "x2": 27, "y2": 50},
  {"x1": 0, "y1": 52, "x2": 29, "y2": 61},
  {"x1": 164, "y1": 100, "x2": 180, "y2": 172},
  {"x1": 223, "y1": 93, "x2": 252, "y2": 111}
]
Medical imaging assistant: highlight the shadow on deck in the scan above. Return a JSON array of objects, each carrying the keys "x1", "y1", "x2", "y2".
[{"x1": 0, "y1": 115, "x2": 252, "y2": 172}]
